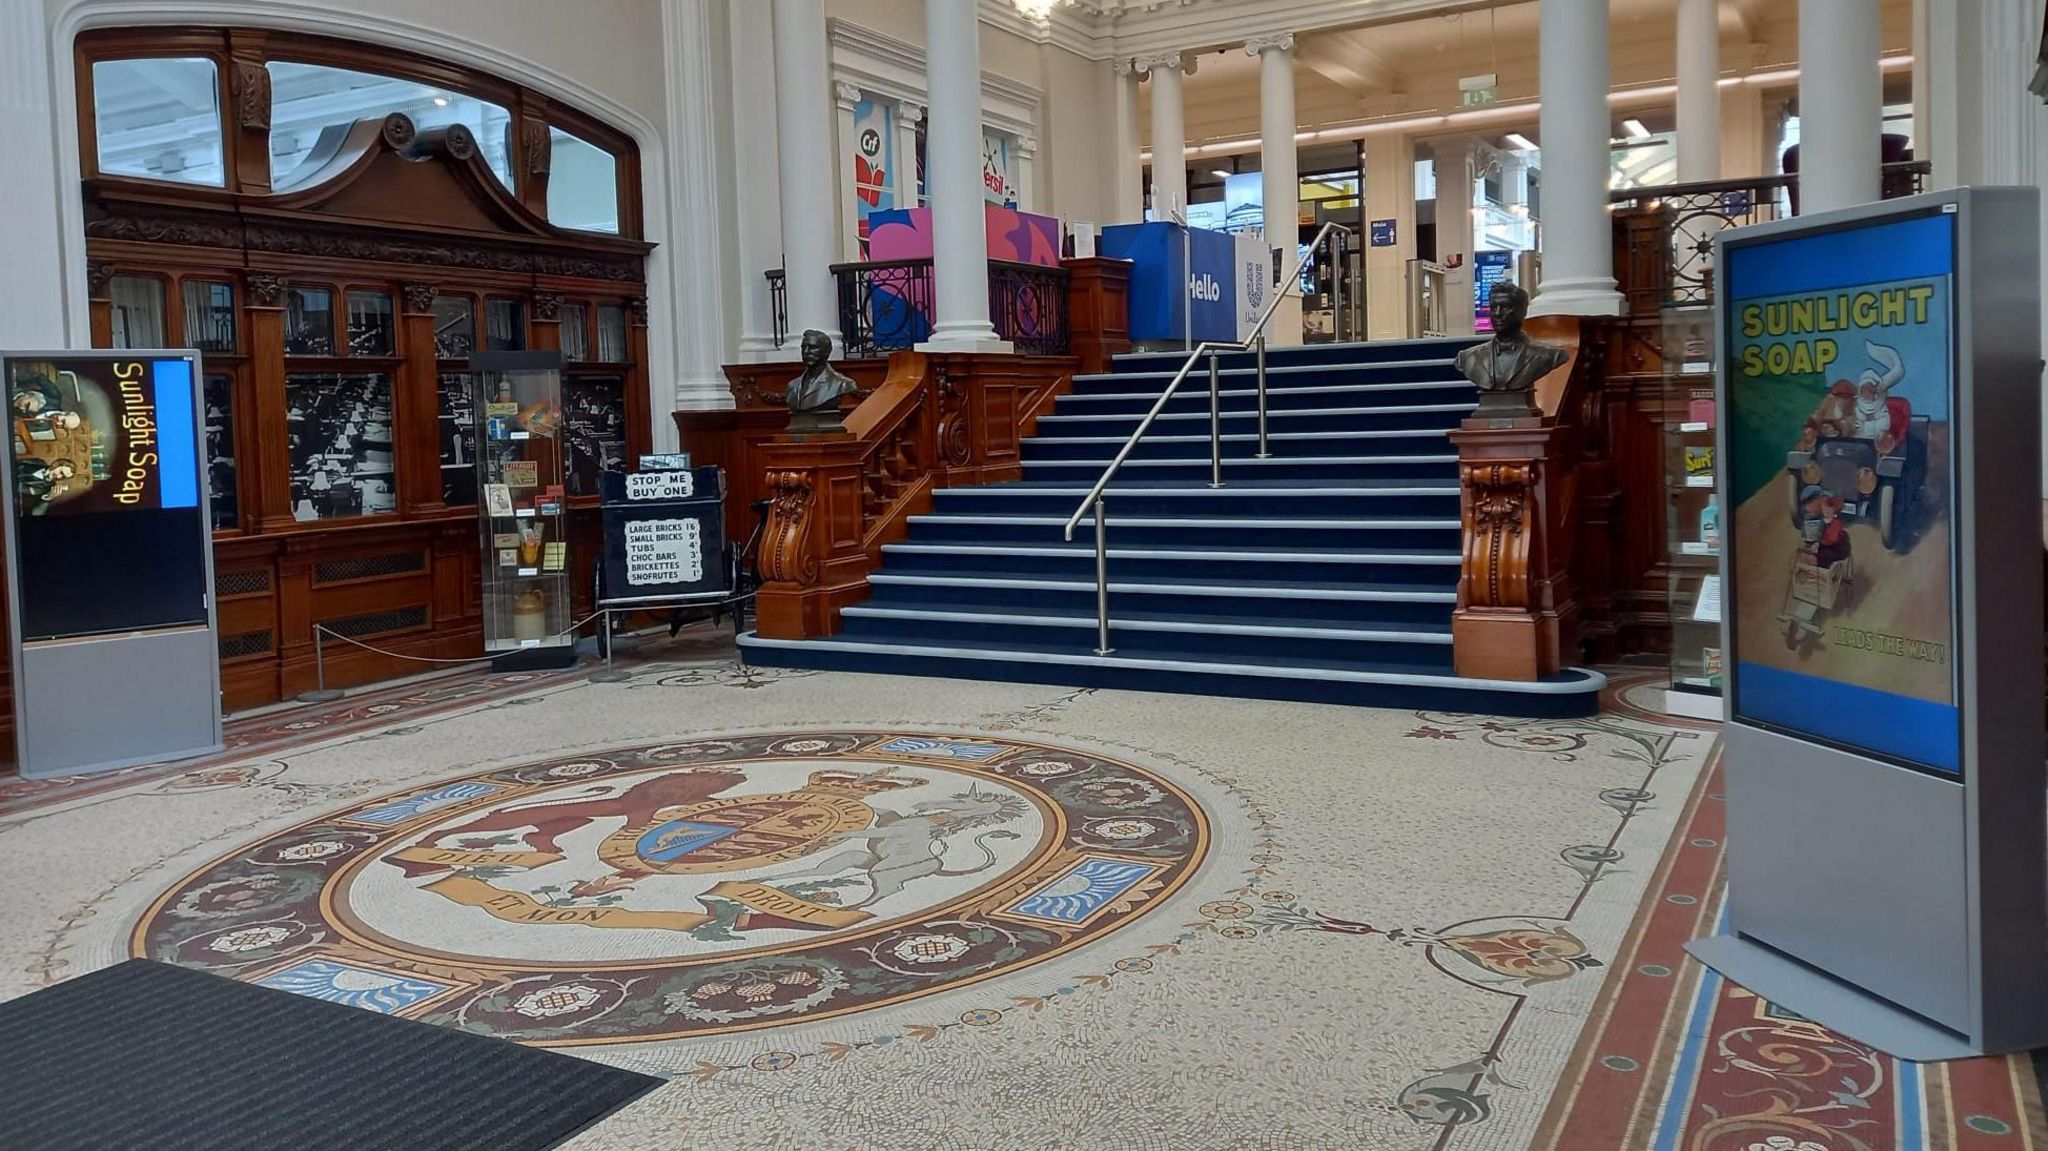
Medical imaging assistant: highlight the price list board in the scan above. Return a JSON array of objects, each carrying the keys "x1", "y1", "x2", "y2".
[{"x1": 598, "y1": 466, "x2": 725, "y2": 606}]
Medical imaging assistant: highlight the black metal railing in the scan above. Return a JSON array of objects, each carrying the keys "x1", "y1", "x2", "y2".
[
  {"x1": 765, "y1": 267, "x2": 787, "y2": 350},
  {"x1": 988, "y1": 259, "x2": 1071, "y2": 355},
  {"x1": 1610, "y1": 161, "x2": 1931, "y2": 306},
  {"x1": 832, "y1": 257, "x2": 937, "y2": 358}
]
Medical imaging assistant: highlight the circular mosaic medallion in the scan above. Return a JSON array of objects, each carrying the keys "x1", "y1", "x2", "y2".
[{"x1": 132, "y1": 731, "x2": 1210, "y2": 1046}]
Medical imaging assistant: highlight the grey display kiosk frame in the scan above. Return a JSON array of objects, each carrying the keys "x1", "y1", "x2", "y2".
[
  {"x1": 0, "y1": 349, "x2": 222, "y2": 779},
  {"x1": 1687, "y1": 188, "x2": 2047, "y2": 1060}
]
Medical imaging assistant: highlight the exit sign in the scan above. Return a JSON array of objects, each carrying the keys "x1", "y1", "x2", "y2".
[{"x1": 1459, "y1": 73, "x2": 1498, "y2": 108}]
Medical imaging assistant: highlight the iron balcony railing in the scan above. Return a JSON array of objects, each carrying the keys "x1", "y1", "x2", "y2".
[
  {"x1": 1060, "y1": 221, "x2": 1355, "y2": 655},
  {"x1": 769, "y1": 259, "x2": 1075, "y2": 359},
  {"x1": 1609, "y1": 161, "x2": 1931, "y2": 306}
]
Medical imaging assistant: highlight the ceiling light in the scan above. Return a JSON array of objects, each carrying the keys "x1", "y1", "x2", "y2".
[
  {"x1": 1622, "y1": 118, "x2": 1651, "y2": 139},
  {"x1": 433, "y1": 95, "x2": 450, "y2": 107},
  {"x1": 1505, "y1": 133, "x2": 1537, "y2": 151},
  {"x1": 1210, "y1": 168, "x2": 1234, "y2": 178}
]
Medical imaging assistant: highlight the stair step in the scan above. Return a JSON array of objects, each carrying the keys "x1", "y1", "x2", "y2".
[
  {"x1": 1020, "y1": 455, "x2": 1460, "y2": 484},
  {"x1": 865, "y1": 571, "x2": 1458, "y2": 628},
  {"x1": 737, "y1": 632, "x2": 1602, "y2": 719},
  {"x1": 932, "y1": 484, "x2": 1462, "y2": 520},
  {"x1": 1021, "y1": 429, "x2": 1453, "y2": 463},
  {"x1": 1112, "y1": 337, "x2": 1483, "y2": 372},
  {"x1": 1072, "y1": 361, "x2": 1474, "y2": 394},
  {"x1": 877, "y1": 542, "x2": 1459, "y2": 587},
  {"x1": 1052, "y1": 385, "x2": 1476, "y2": 419},
  {"x1": 904, "y1": 513, "x2": 1460, "y2": 549}
]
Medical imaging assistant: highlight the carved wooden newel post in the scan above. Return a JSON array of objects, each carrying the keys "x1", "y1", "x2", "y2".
[
  {"x1": 754, "y1": 443, "x2": 868, "y2": 640},
  {"x1": 1447, "y1": 315, "x2": 1587, "y2": 681}
]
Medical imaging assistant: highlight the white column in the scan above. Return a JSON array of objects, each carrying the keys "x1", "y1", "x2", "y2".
[
  {"x1": 895, "y1": 101, "x2": 925, "y2": 208},
  {"x1": 917, "y1": 0, "x2": 1009, "y2": 354},
  {"x1": 731, "y1": 0, "x2": 786, "y2": 360},
  {"x1": 1015, "y1": 135, "x2": 1038, "y2": 213},
  {"x1": 661, "y1": 0, "x2": 739, "y2": 408},
  {"x1": 1363, "y1": 133, "x2": 1418, "y2": 340},
  {"x1": 1797, "y1": 0, "x2": 1883, "y2": 213},
  {"x1": 1113, "y1": 61, "x2": 1144, "y2": 222},
  {"x1": 770, "y1": 0, "x2": 841, "y2": 343},
  {"x1": 0, "y1": 1, "x2": 71, "y2": 348},
  {"x1": 1137, "y1": 53, "x2": 1188, "y2": 219},
  {"x1": 1920, "y1": 0, "x2": 2048, "y2": 494},
  {"x1": 1530, "y1": 0, "x2": 1622, "y2": 317},
  {"x1": 1248, "y1": 34, "x2": 1302, "y2": 345},
  {"x1": 834, "y1": 81, "x2": 864, "y2": 260},
  {"x1": 1433, "y1": 137, "x2": 1477, "y2": 336},
  {"x1": 1677, "y1": 0, "x2": 1721, "y2": 182}
]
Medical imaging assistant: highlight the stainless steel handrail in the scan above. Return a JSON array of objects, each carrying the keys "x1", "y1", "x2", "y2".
[{"x1": 1061, "y1": 220, "x2": 1355, "y2": 654}]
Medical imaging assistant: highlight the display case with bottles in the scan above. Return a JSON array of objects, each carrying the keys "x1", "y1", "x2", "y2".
[
  {"x1": 1662, "y1": 302, "x2": 1723, "y2": 719},
  {"x1": 472, "y1": 351, "x2": 574, "y2": 665}
]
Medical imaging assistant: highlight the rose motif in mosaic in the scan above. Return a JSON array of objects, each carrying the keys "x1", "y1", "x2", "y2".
[{"x1": 132, "y1": 731, "x2": 1209, "y2": 1046}]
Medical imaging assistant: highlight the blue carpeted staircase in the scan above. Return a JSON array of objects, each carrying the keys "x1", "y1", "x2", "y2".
[{"x1": 738, "y1": 338, "x2": 1605, "y2": 717}]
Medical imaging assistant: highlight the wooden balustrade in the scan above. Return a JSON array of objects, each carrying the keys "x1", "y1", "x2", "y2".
[{"x1": 715, "y1": 350, "x2": 1076, "y2": 639}]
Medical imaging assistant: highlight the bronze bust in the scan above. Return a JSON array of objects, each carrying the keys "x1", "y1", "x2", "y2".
[
  {"x1": 1454, "y1": 281, "x2": 1567, "y2": 419},
  {"x1": 784, "y1": 329, "x2": 858, "y2": 435}
]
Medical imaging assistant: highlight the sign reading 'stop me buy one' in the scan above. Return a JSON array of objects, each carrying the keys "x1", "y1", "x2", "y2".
[{"x1": 626, "y1": 471, "x2": 693, "y2": 501}]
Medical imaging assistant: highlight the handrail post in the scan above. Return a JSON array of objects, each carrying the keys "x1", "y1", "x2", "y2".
[
  {"x1": 1093, "y1": 497, "x2": 1113, "y2": 655},
  {"x1": 1208, "y1": 351, "x2": 1223, "y2": 488},
  {"x1": 1255, "y1": 335, "x2": 1270, "y2": 458}
]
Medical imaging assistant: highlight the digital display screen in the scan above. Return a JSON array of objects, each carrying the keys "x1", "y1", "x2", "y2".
[
  {"x1": 6, "y1": 354, "x2": 209, "y2": 640},
  {"x1": 1722, "y1": 211, "x2": 1961, "y2": 776}
]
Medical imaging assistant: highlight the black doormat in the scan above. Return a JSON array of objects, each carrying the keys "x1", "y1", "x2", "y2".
[{"x1": 0, "y1": 959, "x2": 660, "y2": 1151}]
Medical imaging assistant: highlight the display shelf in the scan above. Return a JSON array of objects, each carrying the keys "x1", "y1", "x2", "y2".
[
  {"x1": 1662, "y1": 302, "x2": 1723, "y2": 711},
  {"x1": 472, "y1": 351, "x2": 574, "y2": 660}
]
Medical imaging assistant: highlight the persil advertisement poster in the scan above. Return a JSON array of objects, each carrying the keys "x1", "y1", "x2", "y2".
[{"x1": 1722, "y1": 211, "x2": 1959, "y2": 775}]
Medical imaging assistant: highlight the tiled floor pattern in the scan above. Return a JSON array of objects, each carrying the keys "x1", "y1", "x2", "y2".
[{"x1": 0, "y1": 636, "x2": 2037, "y2": 1149}]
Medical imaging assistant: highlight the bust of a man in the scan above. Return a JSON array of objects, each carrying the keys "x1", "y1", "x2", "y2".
[
  {"x1": 1454, "y1": 281, "x2": 1568, "y2": 419},
  {"x1": 784, "y1": 329, "x2": 858, "y2": 435}
]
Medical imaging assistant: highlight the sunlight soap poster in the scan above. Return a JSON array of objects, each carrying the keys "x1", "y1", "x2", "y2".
[{"x1": 1721, "y1": 211, "x2": 1960, "y2": 775}]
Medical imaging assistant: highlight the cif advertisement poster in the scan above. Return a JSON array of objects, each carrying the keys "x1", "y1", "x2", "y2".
[
  {"x1": 1722, "y1": 212, "x2": 1959, "y2": 775},
  {"x1": 850, "y1": 97, "x2": 895, "y2": 252},
  {"x1": 5, "y1": 353, "x2": 208, "y2": 639}
]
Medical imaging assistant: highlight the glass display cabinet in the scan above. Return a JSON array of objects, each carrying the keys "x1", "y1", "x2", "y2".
[
  {"x1": 1662, "y1": 302, "x2": 1723, "y2": 720},
  {"x1": 473, "y1": 351, "x2": 575, "y2": 666}
]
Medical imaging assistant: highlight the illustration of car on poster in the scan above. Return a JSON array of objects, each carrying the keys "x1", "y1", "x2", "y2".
[{"x1": 1780, "y1": 340, "x2": 1929, "y2": 553}]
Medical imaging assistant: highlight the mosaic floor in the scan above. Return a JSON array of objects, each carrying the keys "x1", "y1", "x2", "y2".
[{"x1": 1, "y1": 634, "x2": 2041, "y2": 1150}]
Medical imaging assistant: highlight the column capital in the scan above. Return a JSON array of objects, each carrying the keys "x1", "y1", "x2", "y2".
[
  {"x1": 1244, "y1": 33, "x2": 1296, "y2": 56},
  {"x1": 898, "y1": 101, "x2": 925, "y2": 126},
  {"x1": 1133, "y1": 51, "x2": 1190, "y2": 76},
  {"x1": 833, "y1": 80, "x2": 862, "y2": 110}
]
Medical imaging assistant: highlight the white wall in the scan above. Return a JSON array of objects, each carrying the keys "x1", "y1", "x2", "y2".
[{"x1": 822, "y1": 0, "x2": 1121, "y2": 222}]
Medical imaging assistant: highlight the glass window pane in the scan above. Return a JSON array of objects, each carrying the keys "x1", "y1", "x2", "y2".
[
  {"x1": 485, "y1": 299, "x2": 525, "y2": 351},
  {"x1": 595, "y1": 304, "x2": 628, "y2": 363},
  {"x1": 109, "y1": 276, "x2": 167, "y2": 349},
  {"x1": 203, "y1": 373, "x2": 237, "y2": 529},
  {"x1": 563, "y1": 375, "x2": 626, "y2": 497},
  {"x1": 345, "y1": 291, "x2": 395, "y2": 356},
  {"x1": 438, "y1": 372, "x2": 478, "y2": 506},
  {"x1": 433, "y1": 296, "x2": 475, "y2": 358},
  {"x1": 182, "y1": 281, "x2": 236, "y2": 353},
  {"x1": 92, "y1": 58, "x2": 224, "y2": 187},
  {"x1": 559, "y1": 302, "x2": 590, "y2": 362},
  {"x1": 284, "y1": 287, "x2": 335, "y2": 356},
  {"x1": 547, "y1": 127, "x2": 620, "y2": 233},
  {"x1": 286, "y1": 372, "x2": 394, "y2": 521},
  {"x1": 267, "y1": 61, "x2": 513, "y2": 189}
]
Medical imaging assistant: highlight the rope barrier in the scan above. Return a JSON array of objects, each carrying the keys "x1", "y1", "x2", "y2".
[{"x1": 302, "y1": 589, "x2": 757, "y2": 700}]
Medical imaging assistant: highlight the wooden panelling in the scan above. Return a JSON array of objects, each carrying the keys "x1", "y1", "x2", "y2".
[{"x1": 0, "y1": 28, "x2": 657, "y2": 752}]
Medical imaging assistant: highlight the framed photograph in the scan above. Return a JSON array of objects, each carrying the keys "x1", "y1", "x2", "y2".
[{"x1": 484, "y1": 483, "x2": 514, "y2": 518}]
